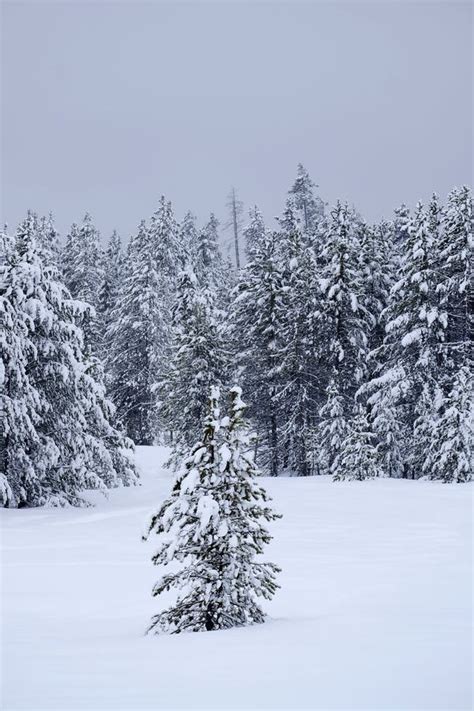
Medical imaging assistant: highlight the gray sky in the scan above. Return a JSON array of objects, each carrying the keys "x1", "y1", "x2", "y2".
[{"x1": 1, "y1": 1, "x2": 472, "y2": 247}]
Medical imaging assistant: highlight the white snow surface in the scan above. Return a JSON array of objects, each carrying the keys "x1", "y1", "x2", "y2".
[{"x1": 1, "y1": 446, "x2": 472, "y2": 710}]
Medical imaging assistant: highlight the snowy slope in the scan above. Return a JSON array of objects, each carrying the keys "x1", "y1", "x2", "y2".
[{"x1": 1, "y1": 447, "x2": 472, "y2": 710}]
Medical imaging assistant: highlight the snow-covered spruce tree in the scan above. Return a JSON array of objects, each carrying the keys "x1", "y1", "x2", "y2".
[
  {"x1": 367, "y1": 201, "x2": 448, "y2": 478},
  {"x1": 318, "y1": 202, "x2": 373, "y2": 394},
  {"x1": 194, "y1": 213, "x2": 225, "y2": 288},
  {"x1": 0, "y1": 227, "x2": 45, "y2": 506},
  {"x1": 333, "y1": 406, "x2": 382, "y2": 482},
  {"x1": 357, "y1": 219, "x2": 395, "y2": 351},
  {"x1": 37, "y1": 212, "x2": 60, "y2": 266},
  {"x1": 61, "y1": 213, "x2": 104, "y2": 352},
  {"x1": 179, "y1": 211, "x2": 198, "y2": 262},
  {"x1": 275, "y1": 206, "x2": 320, "y2": 476},
  {"x1": 287, "y1": 163, "x2": 325, "y2": 234},
  {"x1": 2, "y1": 218, "x2": 138, "y2": 506},
  {"x1": 317, "y1": 377, "x2": 352, "y2": 476},
  {"x1": 230, "y1": 229, "x2": 285, "y2": 476},
  {"x1": 422, "y1": 365, "x2": 473, "y2": 483},
  {"x1": 97, "y1": 230, "x2": 124, "y2": 363},
  {"x1": 243, "y1": 206, "x2": 265, "y2": 261},
  {"x1": 106, "y1": 220, "x2": 161, "y2": 444},
  {"x1": 143, "y1": 386, "x2": 281, "y2": 634},
  {"x1": 437, "y1": 186, "x2": 473, "y2": 367},
  {"x1": 156, "y1": 267, "x2": 228, "y2": 464}
]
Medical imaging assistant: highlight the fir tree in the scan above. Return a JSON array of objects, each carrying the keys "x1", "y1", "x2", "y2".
[
  {"x1": 423, "y1": 366, "x2": 473, "y2": 483},
  {"x1": 318, "y1": 377, "x2": 352, "y2": 476},
  {"x1": 194, "y1": 213, "x2": 224, "y2": 289},
  {"x1": 157, "y1": 268, "x2": 228, "y2": 463},
  {"x1": 333, "y1": 407, "x2": 382, "y2": 481},
  {"x1": 243, "y1": 206, "x2": 265, "y2": 261},
  {"x1": 230, "y1": 229, "x2": 284, "y2": 476},
  {"x1": 1, "y1": 228, "x2": 44, "y2": 506},
  {"x1": 2, "y1": 219, "x2": 138, "y2": 506},
  {"x1": 287, "y1": 163, "x2": 325, "y2": 234},
  {"x1": 106, "y1": 221, "x2": 161, "y2": 444},
  {"x1": 179, "y1": 211, "x2": 198, "y2": 261},
  {"x1": 61, "y1": 213, "x2": 104, "y2": 351},
  {"x1": 143, "y1": 386, "x2": 281, "y2": 634},
  {"x1": 276, "y1": 207, "x2": 319, "y2": 475},
  {"x1": 97, "y1": 230, "x2": 124, "y2": 362}
]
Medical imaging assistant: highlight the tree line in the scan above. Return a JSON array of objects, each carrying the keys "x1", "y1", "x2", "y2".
[{"x1": 1, "y1": 166, "x2": 472, "y2": 507}]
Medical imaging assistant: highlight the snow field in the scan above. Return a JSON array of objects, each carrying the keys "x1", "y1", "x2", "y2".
[{"x1": 1, "y1": 446, "x2": 472, "y2": 710}]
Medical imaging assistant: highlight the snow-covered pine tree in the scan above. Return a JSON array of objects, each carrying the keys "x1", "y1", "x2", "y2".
[
  {"x1": 194, "y1": 213, "x2": 224, "y2": 288},
  {"x1": 357, "y1": 219, "x2": 395, "y2": 351},
  {"x1": 61, "y1": 213, "x2": 104, "y2": 352},
  {"x1": 287, "y1": 163, "x2": 325, "y2": 234},
  {"x1": 2, "y1": 218, "x2": 138, "y2": 506},
  {"x1": 179, "y1": 211, "x2": 198, "y2": 262},
  {"x1": 37, "y1": 212, "x2": 60, "y2": 265},
  {"x1": 1, "y1": 227, "x2": 44, "y2": 506},
  {"x1": 243, "y1": 206, "x2": 265, "y2": 261},
  {"x1": 106, "y1": 220, "x2": 161, "y2": 444},
  {"x1": 97, "y1": 230, "x2": 124, "y2": 363},
  {"x1": 157, "y1": 267, "x2": 228, "y2": 464},
  {"x1": 333, "y1": 406, "x2": 382, "y2": 481},
  {"x1": 230, "y1": 228, "x2": 285, "y2": 476},
  {"x1": 317, "y1": 376, "x2": 352, "y2": 476},
  {"x1": 422, "y1": 365, "x2": 473, "y2": 483},
  {"x1": 143, "y1": 386, "x2": 280, "y2": 634},
  {"x1": 369, "y1": 201, "x2": 448, "y2": 478},
  {"x1": 148, "y1": 195, "x2": 184, "y2": 413},
  {"x1": 437, "y1": 186, "x2": 473, "y2": 368},
  {"x1": 318, "y1": 202, "x2": 373, "y2": 393},
  {"x1": 275, "y1": 206, "x2": 319, "y2": 476}
]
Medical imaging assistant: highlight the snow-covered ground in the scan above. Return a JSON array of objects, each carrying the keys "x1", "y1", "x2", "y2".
[{"x1": 1, "y1": 447, "x2": 472, "y2": 710}]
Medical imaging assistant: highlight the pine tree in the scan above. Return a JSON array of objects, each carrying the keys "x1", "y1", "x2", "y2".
[
  {"x1": 1, "y1": 227, "x2": 44, "y2": 506},
  {"x1": 61, "y1": 213, "x2": 104, "y2": 352},
  {"x1": 179, "y1": 211, "x2": 198, "y2": 262},
  {"x1": 437, "y1": 186, "x2": 473, "y2": 367},
  {"x1": 157, "y1": 268, "x2": 228, "y2": 463},
  {"x1": 287, "y1": 163, "x2": 325, "y2": 234},
  {"x1": 143, "y1": 386, "x2": 281, "y2": 634},
  {"x1": 369, "y1": 201, "x2": 447, "y2": 478},
  {"x1": 319, "y1": 202, "x2": 372, "y2": 393},
  {"x1": 194, "y1": 213, "x2": 224, "y2": 288},
  {"x1": 243, "y1": 206, "x2": 265, "y2": 261},
  {"x1": 276, "y1": 207, "x2": 319, "y2": 475},
  {"x1": 422, "y1": 366, "x2": 473, "y2": 483},
  {"x1": 37, "y1": 212, "x2": 60, "y2": 265},
  {"x1": 97, "y1": 230, "x2": 124, "y2": 362},
  {"x1": 230, "y1": 229, "x2": 284, "y2": 476},
  {"x1": 333, "y1": 407, "x2": 382, "y2": 481},
  {"x1": 2, "y1": 219, "x2": 138, "y2": 507},
  {"x1": 318, "y1": 377, "x2": 352, "y2": 476},
  {"x1": 106, "y1": 221, "x2": 161, "y2": 444}
]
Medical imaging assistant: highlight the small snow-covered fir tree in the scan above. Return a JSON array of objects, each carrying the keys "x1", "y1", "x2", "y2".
[
  {"x1": 143, "y1": 386, "x2": 281, "y2": 634},
  {"x1": 333, "y1": 407, "x2": 382, "y2": 482},
  {"x1": 318, "y1": 377, "x2": 352, "y2": 476}
]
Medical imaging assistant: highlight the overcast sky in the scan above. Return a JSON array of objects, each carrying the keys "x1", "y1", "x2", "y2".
[{"x1": 1, "y1": 1, "x2": 472, "y2": 247}]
